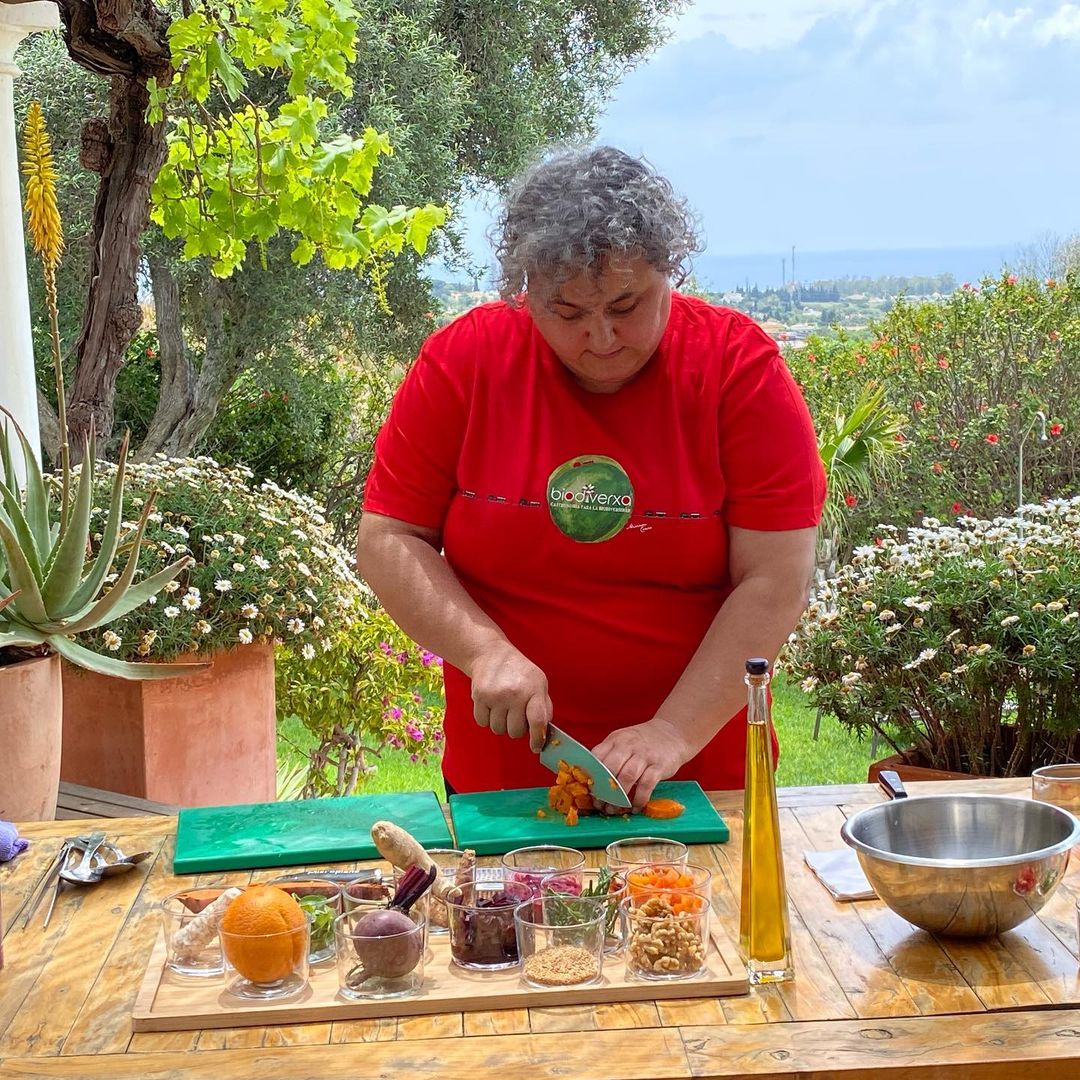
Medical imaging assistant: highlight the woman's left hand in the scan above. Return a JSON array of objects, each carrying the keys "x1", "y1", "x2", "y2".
[{"x1": 591, "y1": 718, "x2": 693, "y2": 809}]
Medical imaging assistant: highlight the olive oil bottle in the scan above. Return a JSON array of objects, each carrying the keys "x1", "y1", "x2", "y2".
[{"x1": 739, "y1": 657, "x2": 794, "y2": 984}]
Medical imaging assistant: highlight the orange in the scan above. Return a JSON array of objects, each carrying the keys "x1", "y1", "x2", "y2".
[{"x1": 220, "y1": 885, "x2": 306, "y2": 984}]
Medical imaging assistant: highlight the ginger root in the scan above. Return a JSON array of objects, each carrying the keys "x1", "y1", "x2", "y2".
[{"x1": 370, "y1": 820, "x2": 452, "y2": 902}]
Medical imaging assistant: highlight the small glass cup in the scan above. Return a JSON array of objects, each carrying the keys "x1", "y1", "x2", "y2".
[
  {"x1": 267, "y1": 877, "x2": 343, "y2": 964},
  {"x1": 1032, "y1": 764, "x2": 1080, "y2": 813},
  {"x1": 621, "y1": 888, "x2": 710, "y2": 981},
  {"x1": 161, "y1": 889, "x2": 228, "y2": 977},
  {"x1": 514, "y1": 895, "x2": 605, "y2": 988},
  {"x1": 624, "y1": 862, "x2": 713, "y2": 904},
  {"x1": 542, "y1": 867, "x2": 628, "y2": 955},
  {"x1": 334, "y1": 904, "x2": 426, "y2": 1000},
  {"x1": 420, "y1": 848, "x2": 466, "y2": 935},
  {"x1": 342, "y1": 879, "x2": 393, "y2": 909},
  {"x1": 605, "y1": 837, "x2": 689, "y2": 872},
  {"x1": 445, "y1": 871, "x2": 532, "y2": 971},
  {"x1": 501, "y1": 845, "x2": 585, "y2": 897},
  {"x1": 220, "y1": 919, "x2": 310, "y2": 1000}
]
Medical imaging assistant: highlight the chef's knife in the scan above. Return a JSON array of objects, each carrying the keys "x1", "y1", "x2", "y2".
[{"x1": 538, "y1": 723, "x2": 632, "y2": 809}]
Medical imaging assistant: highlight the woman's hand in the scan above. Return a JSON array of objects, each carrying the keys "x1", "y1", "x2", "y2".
[
  {"x1": 467, "y1": 640, "x2": 553, "y2": 752},
  {"x1": 592, "y1": 718, "x2": 694, "y2": 808}
]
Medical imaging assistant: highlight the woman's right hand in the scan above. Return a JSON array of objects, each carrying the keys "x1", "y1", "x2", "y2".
[{"x1": 467, "y1": 640, "x2": 552, "y2": 752}]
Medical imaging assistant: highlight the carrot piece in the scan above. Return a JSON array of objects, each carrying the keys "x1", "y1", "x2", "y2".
[
  {"x1": 573, "y1": 791, "x2": 592, "y2": 809},
  {"x1": 570, "y1": 766, "x2": 590, "y2": 784},
  {"x1": 643, "y1": 798, "x2": 685, "y2": 820},
  {"x1": 536, "y1": 809, "x2": 547, "y2": 818},
  {"x1": 565, "y1": 806, "x2": 579, "y2": 827}
]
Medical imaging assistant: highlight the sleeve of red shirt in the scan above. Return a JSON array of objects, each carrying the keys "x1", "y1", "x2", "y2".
[
  {"x1": 362, "y1": 329, "x2": 469, "y2": 531},
  {"x1": 716, "y1": 316, "x2": 826, "y2": 531}
]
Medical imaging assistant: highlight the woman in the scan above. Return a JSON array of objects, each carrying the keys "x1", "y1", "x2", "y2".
[{"x1": 358, "y1": 146, "x2": 825, "y2": 805}]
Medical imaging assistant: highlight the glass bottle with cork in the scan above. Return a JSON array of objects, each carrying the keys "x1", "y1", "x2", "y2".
[{"x1": 739, "y1": 656, "x2": 794, "y2": 983}]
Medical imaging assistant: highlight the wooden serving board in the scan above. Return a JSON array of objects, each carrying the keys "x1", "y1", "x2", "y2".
[{"x1": 132, "y1": 925, "x2": 748, "y2": 1031}]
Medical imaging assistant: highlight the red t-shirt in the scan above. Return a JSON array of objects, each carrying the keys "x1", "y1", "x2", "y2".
[{"x1": 364, "y1": 292, "x2": 825, "y2": 792}]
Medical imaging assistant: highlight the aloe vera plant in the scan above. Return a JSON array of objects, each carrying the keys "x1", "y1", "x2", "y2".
[{"x1": 0, "y1": 406, "x2": 200, "y2": 678}]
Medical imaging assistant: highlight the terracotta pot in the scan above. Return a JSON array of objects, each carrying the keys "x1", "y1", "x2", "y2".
[
  {"x1": 868, "y1": 748, "x2": 974, "y2": 784},
  {"x1": 60, "y1": 643, "x2": 276, "y2": 808},
  {"x1": 0, "y1": 653, "x2": 63, "y2": 821}
]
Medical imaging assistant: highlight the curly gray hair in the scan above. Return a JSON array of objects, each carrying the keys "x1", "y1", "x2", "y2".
[{"x1": 493, "y1": 145, "x2": 702, "y2": 303}]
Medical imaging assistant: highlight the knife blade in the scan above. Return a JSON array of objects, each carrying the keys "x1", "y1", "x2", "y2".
[{"x1": 538, "y1": 723, "x2": 632, "y2": 809}]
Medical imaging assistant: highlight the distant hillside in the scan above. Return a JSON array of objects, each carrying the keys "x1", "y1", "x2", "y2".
[{"x1": 693, "y1": 244, "x2": 1019, "y2": 292}]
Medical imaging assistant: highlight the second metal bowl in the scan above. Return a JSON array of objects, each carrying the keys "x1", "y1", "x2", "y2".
[{"x1": 841, "y1": 794, "x2": 1080, "y2": 937}]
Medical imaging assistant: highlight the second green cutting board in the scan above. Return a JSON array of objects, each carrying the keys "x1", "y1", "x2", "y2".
[{"x1": 449, "y1": 780, "x2": 729, "y2": 856}]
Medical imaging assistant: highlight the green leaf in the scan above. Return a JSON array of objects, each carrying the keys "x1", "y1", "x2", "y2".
[
  {"x1": 291, "y1": 238, "x2": 316, "y2": 265},
  {"x1": 49, "y1": 634, "x2": 209, "y2": 680},
  {"x1": 0, "y1": 512, "x2": 48, "y2": 623},
  {"x1": 41, "y1": 440, "x2": 96, "y2": 614},
  {"x1": 58, "y1": 434, "x2": 131, "y2": 618}
]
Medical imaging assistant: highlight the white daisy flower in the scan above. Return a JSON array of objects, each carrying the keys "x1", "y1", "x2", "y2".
[
  {"x1": 181, "y1": 594, "x2": 200, "y2": 611},
  {"x1": 103, "y1": 630, "x2": 122, "y2": 652},
  {"x1": 302, "y1": 643, "x2": 316, "y2": 660},
  {"x1": 215, "y1": 579, "x2": 232, "y2": 593},
  {"x1": 1000, "y1": 615, "x2": 1020, "y2": 626},
  {"x1": 238, "y1": 628, "x2": 254, "y2": 644},
  {"x1": 287, "y1": 618, "x2": 305, "y2": 634},
  {"x1": 241, "y1": 604, "x2": 260, "y2": 619},
  {"x1": 164, "y1": 606, "x2": 180, "y2": 619}
]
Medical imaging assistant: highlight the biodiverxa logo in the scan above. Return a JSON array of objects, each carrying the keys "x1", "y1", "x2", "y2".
[{"x1": 546, "y1": 454, "x2": 634, "y2": 543}]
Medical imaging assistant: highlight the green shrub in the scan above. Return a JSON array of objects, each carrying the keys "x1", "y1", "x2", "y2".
[
  {"x1": 788, "y1": 498, "x2": 1080, "y2": 776},
  {"x1": 788, "y1": 272, "x2": 1080, "y2": 541},
  {"x1": 276, "y1": 607, "x2": 445, "y2": 797}
]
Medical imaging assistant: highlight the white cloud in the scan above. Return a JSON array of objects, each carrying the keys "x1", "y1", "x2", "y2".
[
  {"x1": 976, "y1": 7, "x2": 1034, "y2": 38},
  {"x1": 1034, "y1": 2, "x2": 1080, "y2": 41},
  {"x1": 668, "y1": 0, "x2": 869, "y2": 49}
]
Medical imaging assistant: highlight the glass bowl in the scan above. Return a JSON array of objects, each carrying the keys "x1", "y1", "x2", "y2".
[
  {"x1": 334, "y1": 904, "x2": 426, "y2": 1000},
  {"x1": 514, "y1": 895, "x2": 605, "y2": 988},
  {"x1": 444, "y1": 871, "x2": 532, "y2": 971}
]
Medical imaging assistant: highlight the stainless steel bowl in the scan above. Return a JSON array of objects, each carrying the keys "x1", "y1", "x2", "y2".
[{"x1": 840, "y1": 794, "x2": 1080, "y2": 937}]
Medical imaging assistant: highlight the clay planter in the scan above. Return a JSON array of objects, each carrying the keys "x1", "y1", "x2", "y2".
[
  {"x1": 60, "y1": 643, "x2": 276, "y2": 808},
  {"x1": 868, "y1": 748, "x2": 974, "y2": 785},
  {"x1": 0, "y1": 653, "x2": 63, "y2": 821}
]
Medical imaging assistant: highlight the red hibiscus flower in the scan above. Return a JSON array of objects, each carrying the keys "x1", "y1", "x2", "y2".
[
  {"x1": 932, "y1": 462, "x2": 943, "y2": 474},
  {"x1": 145, "y1": 347, "x2": 156, "y2": 358},
  {"x1": 952, "y1": 502, "x2": 964, "y2": 514},
  {"x1": 948, "y1": 438, "x2": 960, "y2": 449},
  {"x1": 913, "y1": 399, "x2": 925, "y2": 413},
  {"x1": 844, "y1": 494, "x2": 858, "y2": 508},
  {"x1": 985, "y1": 433, "x2": 999, "y2": 445},
  {"x1": 936, "y1": 355, "x2": 949, "y2": 369},
  {"x1": 856, "y1": 354, "x2": 867, "y2": 366},
  {"x1": 1051, "y1": 423, "x2": 1064, "y2": 436},
  {"x1": 895, "y1": 432, "x2": 906, "y2": 442},
  {"x1": 1006, "y1": 274, "x2": 1018, "y2": 285}
]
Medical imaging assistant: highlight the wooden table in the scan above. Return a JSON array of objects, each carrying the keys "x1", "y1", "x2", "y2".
[{"x1": 3, "y1": 777, "x2": 1080, "y2": 1079}]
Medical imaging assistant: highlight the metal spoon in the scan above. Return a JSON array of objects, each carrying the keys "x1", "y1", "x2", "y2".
[
  {"x1": 58, "y1": 832, "x2": 109, "y2": 885},
  {"x1": 96, "y1": 849, "x2": 153, "y2": 877}
]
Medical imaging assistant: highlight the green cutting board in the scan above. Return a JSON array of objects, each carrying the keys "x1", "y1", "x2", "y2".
[
  {"x1": 174, "y1": 790, "x2": 453, "y2": 874},
  {"x1": 449, "y1": 780, "x2": 729, "y2": 856}
]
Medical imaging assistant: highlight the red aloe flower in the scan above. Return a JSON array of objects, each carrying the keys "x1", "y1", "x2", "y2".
[
  {"x1": 1050, "y1": 423, "x2": 1064, "y2": 436},
  {"x1": 985, "y1": 433, "x2": 999, "y2": 445}
]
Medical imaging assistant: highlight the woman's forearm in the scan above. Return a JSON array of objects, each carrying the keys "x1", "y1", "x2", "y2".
[
  {"x1": 654, "y1": 574, "x2": 811, "y2": 758},
  {"x1": 356, "y1": 517, "x2": 506, "y2": 676}
]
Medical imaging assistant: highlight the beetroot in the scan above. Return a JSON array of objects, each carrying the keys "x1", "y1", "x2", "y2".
[{"x1": 350, "y1": 908, "x2": 423, "y2": 982}]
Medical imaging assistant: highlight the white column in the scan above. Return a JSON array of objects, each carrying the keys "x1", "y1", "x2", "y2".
[{"x1": 0, "y1": 1, "x2": 60, "y2": 473}]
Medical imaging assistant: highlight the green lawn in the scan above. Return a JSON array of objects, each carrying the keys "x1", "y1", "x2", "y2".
[{"x1": 277, "y1": 672, "x2": 877, "y2": 796}]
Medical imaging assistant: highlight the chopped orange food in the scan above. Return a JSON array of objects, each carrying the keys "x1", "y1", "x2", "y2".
[
  {"x1": 547, "y1": 759, "x2": 596, "y2": 825},
  {"x1": 626, "y1": 865, "x2": 706, "y2": 912},
  {"x1": 565, "y1": 806, "x2": 579, "y2": 826},
  {"x1": 643, "y1": 798, "x2": 685, "y2": 820},
  {"x1": 536, "y1": 809, "x2": 547, "y2": 818}
]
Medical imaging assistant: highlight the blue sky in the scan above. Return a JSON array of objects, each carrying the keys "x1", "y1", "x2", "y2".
[{"x1": 447, "y1": 0, "x2": 1080, "y2": 273}]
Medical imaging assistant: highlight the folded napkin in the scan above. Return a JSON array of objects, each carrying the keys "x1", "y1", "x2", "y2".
[
  {"x1": 803, "y1": 848, "x2": 876, "y2": 902},
  {"x1": 0, "y1": 821, "x2": 29, "y2": 862}
]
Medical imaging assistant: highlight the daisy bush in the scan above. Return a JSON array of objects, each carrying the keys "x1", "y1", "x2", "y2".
[
  {"x1": 788, "y1": 498, "x2": 1080, "y2": 776},
  {"x1": 66, "y1": 455, "x2": 445, "y2": 793},
  {"x1": 70, "y1": 456, "x2": 361, "y2": 661}
]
